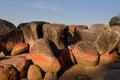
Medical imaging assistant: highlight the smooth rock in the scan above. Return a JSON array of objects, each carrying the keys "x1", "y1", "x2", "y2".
[
  {"x1": 94, "y1": 27, "x2": 119, "y2": 54},
  {"x1": 27, "y1": 65, "x2": 42, "y2": 80},
  {"x1": 72, "y1": 41, "x2": 99, "y2": 66},
  {"x1": 11, "y1": 43, "x2": 29, "y2": 56},
  {"x1": 30, "y1": 38, "x2": 62, "y2": 72},
  {"x1": 44, "y1": 72, "x2": 57, "y2": 80},
  {"x1": 43, "y1": 23, "x2": 68, "y2": 49}
]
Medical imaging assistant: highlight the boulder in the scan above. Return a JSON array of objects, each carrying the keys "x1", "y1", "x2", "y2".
[
  {"x1": 44, "y1": 72, "x2": 57, "y2": 80},
  {"x1": 17, "y1": 23, "x2": 28, "y2": 30},
  {"x1": 0, "y1": 19, "x2": 16, "y2": 35},
  {"x1": 11, "y1": 43, "x2": 29, "y2": 56},
  {"x1": 110, "y1": 25, "x2": 120, "y2": 38},
  {"x1": 43, "y1": 23, "x2": 68, "y2": 49},
  {"x1": 59, "y1": 64, "x2": 107, "y2": 80},
  {"x1": 21, "y1": 21, "x2": 49, "y2": 48},
  {"x1": 72, "y1": 41, "x2": 99, "y2": 66},
  {"x1": 27, "y1": 65, "x2": 42, "y2": 80},
  {"x1": 0, "y1": 57, "x2": 31, "y2": 78},
  {"x1": 99, "y1": 53, "x2": 119, "y2": 65},
  {"x1": 74, "y1": 24, "x2": 107, "y2": 43},
  {"x1": 94, "y1": 27, "x2": 119, "y2": 54},
  {"x1": 0, "y1": 29, "x2": 24, "y2": 52},
  {"x1": 30, "y1": 38, "x2": 62, "y2": 72},
  {"x1": 0, "y1": 63, "x2": 20, "y2": 80}
]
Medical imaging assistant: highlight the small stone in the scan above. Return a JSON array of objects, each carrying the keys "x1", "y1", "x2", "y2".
[
  {"x1": 11, "y1": 43, "x2": 28, "y2": 56},
  {"x1": 44, "y1": 72, "x2": 57, "y2": 80},
  {"x1": 27, "y1": 65, "x2": 42, "y2": 80}
]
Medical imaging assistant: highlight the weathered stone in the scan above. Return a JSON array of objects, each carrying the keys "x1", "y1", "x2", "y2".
[
  {"x1": 0, "y1": 19, "x2": 16, "y2": 35},
  {"x1": 74, "y1": 24, "x2": 107, "y2": 43},
  {"x1": 0, "y1": 63, "x2": 20, "y2": 80},
  {"x1": 17, "y1": 23, "x2": 28, "y2": 30},
  {"x1": 0, "y1": 51, "x2": 6, "y2": 57},
  {"x1": 94, "y1": 27, "x2": 119, "y2": 54},
  {"x1": 99, "y1": 53, "x2": 119, "y2": 65},
  {"x1": 59, "y1": 64, "x2": 107, "y2": 80},
  {"x1": 21, "y1": 21, "x2": 49, "y2": 48},
  {"x1": 0, "y1": 29, "x2": 24, "y2": 52},
  {"x1": 0, "y1": 57, "x2": 31, "y2": 78},
  {"x1": 11, "y1": 43, "x2": 29, "y2": 56},
  {"x1": 72, "y1": 41, "x2": 99, "y2": 66},
  {"x1": 27, "y1": 65, "x2": 42, "y2": 80},
  {"x1": 43, "y1": 23, "x2": 68, "y2": 49},
  {"x1": 30, "y1": 38, "x2": 62, "y2": 72},
  {"x1": 44, "y1": 72, "x2": 57, "y2": 80},
  {"x1": 110, "y1": 26, "x2": 120, "y2": 38}
]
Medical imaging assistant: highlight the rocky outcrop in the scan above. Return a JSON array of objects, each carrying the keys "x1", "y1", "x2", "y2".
[{"x1": 0, "y1": 19, "x2": 120, "y2": 80}]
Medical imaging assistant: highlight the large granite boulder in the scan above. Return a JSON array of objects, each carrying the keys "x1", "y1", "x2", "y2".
[
  {"x1": 59, "y1": 64, "x2": 107, "y2": 80},
  {"x1": 74, "y1": 24, "x2": 108, "y2": 43},
  {"x1": 43, "y1": 23, "x2": 68, "y2": 49},
  {"x1": 94, "y1": 27, "x2": 119, "y2": 54},
  {"x1": 0, "y1": 57, "x2": 31, "y2": 78},
  {"x1": 30, "y1": 38, "x2": 63, "y2": 72},
  {"x1": 0, "y1": 19, "x2": 16, "y2": 35},
  {"x1": 72, "y1": 41, "x2": 99, "y2": 66},
  {"x1": 0, "y1": 29, "x2": 24, "y2": 53},
  {"x1": 0, "y1": 63, "x2": 20, "y2": 80},
  {"x1": 21, "y1": 21, "x2": 49, "y2": 48}
]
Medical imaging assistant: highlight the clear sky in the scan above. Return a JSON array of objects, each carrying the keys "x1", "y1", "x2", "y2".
[{"x1": 0, "y1": 0, "x2": 120, "y2": 27}]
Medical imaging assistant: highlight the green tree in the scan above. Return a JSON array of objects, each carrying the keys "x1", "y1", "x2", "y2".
[{"x1": 109, "y1": 16, "x2": 120, "y2": 26}]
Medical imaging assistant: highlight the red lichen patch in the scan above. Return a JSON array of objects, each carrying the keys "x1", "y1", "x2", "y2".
[
  {"x1": 30, "y1": 51, "x2": 60, "y2": 66},
  {"x1": 30, "y1": 51, "x2": 61, "y2": 72},
  {"x1": 100, "y1": 53, "x2": 118, "y2": 59},
  {"x1": 99, "y1": 53, "x2": 118, "y2": 65},
  {"x1": 30, "y1": 51, "x2": 51, "y2": 63},
  {"x1": 73, "y1": 49, "x2": 98, "y2": 58},
  {"x1": 13, "y1": 43, "x2": 28, "y2": 49}
]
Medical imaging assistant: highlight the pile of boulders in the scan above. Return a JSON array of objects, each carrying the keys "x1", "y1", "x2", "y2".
[{"x1": 0, "y1": 19, "x2": 120, "y2": 80}]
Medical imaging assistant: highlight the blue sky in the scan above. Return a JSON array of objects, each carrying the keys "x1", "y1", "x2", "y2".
[{"x1": 0, "y1": 0, "x2": 120, "y2": 27}]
